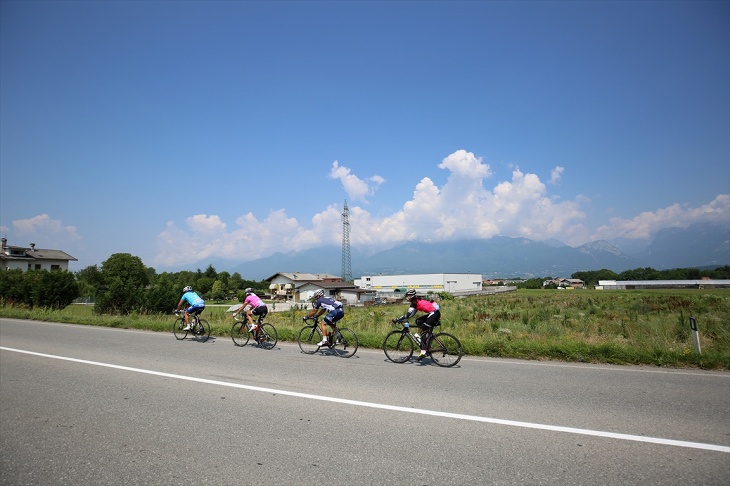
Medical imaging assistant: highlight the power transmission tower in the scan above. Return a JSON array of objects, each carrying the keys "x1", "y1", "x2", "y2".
[{"x1": 341, "y1": 200, "x2": 352, "y2": 282}]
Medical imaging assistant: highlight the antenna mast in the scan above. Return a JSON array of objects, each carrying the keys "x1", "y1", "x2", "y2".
[{"x1": 341, "y1": 200, "x2": 352, "y2": 282}]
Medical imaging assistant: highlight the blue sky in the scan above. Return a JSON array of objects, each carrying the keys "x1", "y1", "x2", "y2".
[{"x1": 1, "y1": 0, "x2": 729, "y2": 273}]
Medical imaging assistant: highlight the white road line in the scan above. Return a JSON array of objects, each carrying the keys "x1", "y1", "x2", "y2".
[{"x1": 3, "y1": 346, "x2": 728, "y2": 454}]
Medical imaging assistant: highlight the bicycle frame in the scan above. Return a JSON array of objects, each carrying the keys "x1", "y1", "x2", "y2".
[
  {"x1": 395, "y1": 321, "x2": 433, "y2": 344},
  {"x1": 173, "y1": 309, "x2": 211, "y2": 342},
  {"x1": 231, "y1": 313, "x2": 277, "y2": 349},
  {"x1": 298, "y1": 316, "x2": 358, "y2": 358},
  {"x1": 383, "y1": 320, "x2": 462, "y2": 367}
]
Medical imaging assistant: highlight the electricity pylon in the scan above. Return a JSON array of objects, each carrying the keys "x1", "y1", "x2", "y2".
[{"x1": 341, "y1": 200, "x2": 352, "y2": 282}]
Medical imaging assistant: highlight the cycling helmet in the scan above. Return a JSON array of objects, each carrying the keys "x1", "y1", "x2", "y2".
[
  {"x1": 183, "y1": 286, "x2": 192, "y2": 293},
  {"x1": 245, "y1": 287, "x2": 253, "y2": 295},
  {"x1": 404, "y1": 289, "x2": 417, "y2": 300},
  {"x1": 312, "y1": 289, "x2": 325, "y2": 300}
]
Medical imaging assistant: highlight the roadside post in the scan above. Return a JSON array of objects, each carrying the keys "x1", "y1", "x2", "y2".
[{"x1": 689, "y1": 316, "x2": 701, "y2": 354}]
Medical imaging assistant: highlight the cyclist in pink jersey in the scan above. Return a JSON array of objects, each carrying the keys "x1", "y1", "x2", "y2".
[
  {"x1": 233, "y1": 288, "x2": 268, "y2": 331},
  {"x1": 393, "y1": 289, "x2": 441, "y2": 360}
]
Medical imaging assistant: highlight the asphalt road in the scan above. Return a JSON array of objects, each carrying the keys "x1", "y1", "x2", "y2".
[{"x1": 1, "y1": 318, "x2": 728, "y2": 485}]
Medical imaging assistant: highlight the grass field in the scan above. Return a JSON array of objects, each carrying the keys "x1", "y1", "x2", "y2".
[{"x1": 2, "y1": 289, "x2": 729, "y2": 369}]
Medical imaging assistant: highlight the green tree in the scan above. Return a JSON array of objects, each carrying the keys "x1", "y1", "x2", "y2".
[
  {"x1": 618, "y1": 267, "x2": 659, "y2": 280},
  {"x1": 204, "y1": 264, "x2": 217, "y2": 279},
  {"x1": 517, "y1": 278, "x2": 545, "y2": 289},
  {"x1": 0, "y1": 269, "x2": 27, "y2": 304},
  {"x1": 30, "y1": 270, "x2": 79, "y2": 308},
  {"x1": 0, "y1": 269, "x2": 77, "y2": 309},
  {"x1": 142, "y1": 272, "x2": 179, "y2": 314},
  {"x1": 95, "y1": 253, "x2": 149, "y2": 315},
  {"x1": 229, "y1": 272, "x2": 244, "y2": 293},
  {"x1": 211, "y1": 280, "x2": 226, "y2": 302},
  {"x1": 75, "y1": 265, "x2": 104, "y2": 300},
  {"x1": 195, "y1": 277, "x2": 214, "y2": 297},
  {"x1": 572, "y1": 269, "x2": 618, "y2": 287}
]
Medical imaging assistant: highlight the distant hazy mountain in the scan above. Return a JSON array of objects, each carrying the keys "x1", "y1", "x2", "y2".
[
  {"x1": 194, "y1": 222, "x2": 729, "y2": 280},
  {"x1": 637, "y1": 222, "x2": 730, "y2": 269}
]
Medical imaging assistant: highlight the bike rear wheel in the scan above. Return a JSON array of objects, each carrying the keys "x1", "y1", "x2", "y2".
[
  {"x1": 193, "y1": 318, "x2": 211, "y2": 342},
  {"x1": 173, "y1": 317, "x2": 188, "y2": 340},
  {"x1": 383, "y1": 330, "x2": 414, "y2": 363},
  {"x1": 331, "y1": 328, "x2": 358, "y2": 358},
  {"x1": 256, "y1": 323, "x2": 278, "y2": 350},
  {"x1": 298, "y1": 325, "x2": 322, "y2": 354},
  {"x1": 231, "y1": 321, "x2": 250, "y2": 346},
  {"x1": 428, "y1": 332, "x2": 463, "y2": 367}
]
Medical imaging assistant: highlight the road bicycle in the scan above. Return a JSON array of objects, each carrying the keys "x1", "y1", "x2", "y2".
[
  {"x1": 383, "y1": 319, "x2": 463, "y2": 367},
  {"x1": 230, "y1": 313, "x2": 278, "y2": 350},
  {"x1": 172, "y1": 309, "x2": 211, "y2": 342},
  {"x1": 298, "y1": 316, "x2": 358, "y2": 358}
]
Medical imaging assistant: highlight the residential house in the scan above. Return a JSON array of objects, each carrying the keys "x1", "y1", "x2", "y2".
[
  {"x1": 265, "y1": 272, "x2": 375, "y2": 305},
  {"x1": 1, "y1": 239, "x2": 77, "y2": 272},
  {"x1": 543, "y1": 278, "x2": 585, "y2": 289}
]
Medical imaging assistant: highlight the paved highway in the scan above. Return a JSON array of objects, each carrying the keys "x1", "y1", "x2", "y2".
[{"x1": 1, "y1": 318, "x2": 728, "y2": 485}]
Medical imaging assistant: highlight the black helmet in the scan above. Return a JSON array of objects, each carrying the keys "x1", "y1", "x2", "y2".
[{"x1": 404, "y1": 289, "x2": 416, "y2": 299}]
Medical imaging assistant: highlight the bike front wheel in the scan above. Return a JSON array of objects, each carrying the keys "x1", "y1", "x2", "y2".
[
  {"x1": 428, "y1": 332, "x2": 463, "y2": 367},
  {"x1": 298, "y1": 325, "x2": 322, "y2": 354},
  {"x1": 193, "y1": 319, "x2": 211, "y2": 342},
  {"x1": 173, "y1": 318, "x2": 188, "y2": 340},
  {"x1": 383, "y1": 330, "x2": 414, "y2": 363},
  {"x1": 256, "y1": 323, "x2": 278, "y2": 350},
  {"x1": 331, "y1": 328, "x2": 358, "y2": 358},
  {"x1": 231, "y1": 321, "x2": 250, "y2": 346}
]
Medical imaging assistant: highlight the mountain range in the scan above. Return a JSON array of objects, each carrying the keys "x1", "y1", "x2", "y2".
[{"x1": 199, "y1": 222, "x2": 729, "y2": 280}]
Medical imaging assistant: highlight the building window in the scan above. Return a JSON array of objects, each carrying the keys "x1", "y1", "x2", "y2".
[{"x1": 51, "y1": 265, "x2": 60, "y2": 271}]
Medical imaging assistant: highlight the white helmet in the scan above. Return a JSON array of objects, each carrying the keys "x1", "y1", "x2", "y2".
[
  {"x1": 245, "y1": 287, "x2": 253, "y2": 295},
  {"x1": 183, "y1": 286, "x2": 192, "y2": 293},
  {"x1": 312, "y1": 289, "x2": 325, "y2": 300}
]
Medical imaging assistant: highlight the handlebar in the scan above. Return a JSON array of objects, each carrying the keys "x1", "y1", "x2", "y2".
[{"x1": 391, "y1": 319, "x2": 413, "y2": 329}]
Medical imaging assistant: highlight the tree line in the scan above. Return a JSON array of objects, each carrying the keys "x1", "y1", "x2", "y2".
[
  {"x1": 0, "y1": 253, "x2": 269, "y2": 314},
  {"x1": 516, "y1": 265, "x2": 730, "y2": 289}
]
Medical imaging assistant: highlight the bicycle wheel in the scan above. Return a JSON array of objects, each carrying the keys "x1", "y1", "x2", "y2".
[
  {"x1": 298, "y1": 325, "x2": 322, "y2": 354},
  {"x1": 256, "y1": 323, "x2": 278, "y2": 350},
  {"x1": 382, "y1": 330, "x2": 414, "y2": 363},
  {"x1": 428, "y1": 332, "x2": 463, "y2": 367},
  {"x1": 194, "y1": 319, "x2": 211, "y2": 342},
  {"x1": 173, "y1": 317, "x2": 188, "y2": 340},
  {"x1": 231, "y1": 321, "x2": 250, "y2": 346},
  {"x1": 331, "y1": 328, "x2": 358, "y2": 358}
]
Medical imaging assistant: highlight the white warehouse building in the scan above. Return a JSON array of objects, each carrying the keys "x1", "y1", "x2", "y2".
[{"x1": 354, "y1": 273, "x2": 483, "y2": 295}]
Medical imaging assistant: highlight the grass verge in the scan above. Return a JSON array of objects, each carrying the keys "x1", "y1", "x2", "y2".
[{"x1": 2, "y1": 289, "x2": 728, "y2": 370}]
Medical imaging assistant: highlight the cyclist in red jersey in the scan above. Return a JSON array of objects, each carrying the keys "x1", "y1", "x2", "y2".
[{"x1": 393, "y1": 289, "x2": 441, "y2": 361}]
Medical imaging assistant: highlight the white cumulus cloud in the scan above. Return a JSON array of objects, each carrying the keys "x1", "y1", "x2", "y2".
[
  {"x1": 151, "y1": 150, "x2": 730, "y2": 268},
  {"x1": 328, "y1": 160, "x2": 384, "y2": 203},
  {"x1": 592, "y1": 194, "x2": 730, "y2": 241}
]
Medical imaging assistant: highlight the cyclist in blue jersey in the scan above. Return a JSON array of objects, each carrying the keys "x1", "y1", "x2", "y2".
[
  {"x1": 176, "y1": 285, "x2": 205, "y2": 331},
  {"x1": 304, "y1": 289, "x2": 345, "y2": 347}
]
